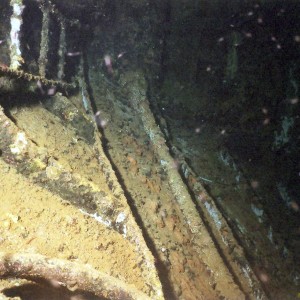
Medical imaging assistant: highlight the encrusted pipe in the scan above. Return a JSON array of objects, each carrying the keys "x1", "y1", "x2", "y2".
[
  {"x1": 57, "y1": 19, "x2": 66, "y2": 80},
  {"x1": 9, "y1": 0, "x2": 24, "y2": 70},
  {"x1": 0, "y1": 252, "x2": 153, "y2": 300},
  {"x1": 38, "y1": 2, "x2": 50, "y2": 77}
]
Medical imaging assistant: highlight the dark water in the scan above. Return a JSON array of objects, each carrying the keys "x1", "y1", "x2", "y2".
[{"x1": 69, "y1": 0, "x2": 300, "y2": 227}]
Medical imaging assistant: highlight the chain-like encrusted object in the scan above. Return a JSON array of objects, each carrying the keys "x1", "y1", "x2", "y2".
[{"x1": 0, "y1": 65, "x2": 77, "y2": 90}]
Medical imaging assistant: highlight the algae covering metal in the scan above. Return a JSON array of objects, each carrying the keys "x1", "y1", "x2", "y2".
[
  {"x1": 89, "y1": 66, "x2": 267, "y2": 299},
  {"x1": 119, "y1": 71, "x2": 266, "y2": 299}
]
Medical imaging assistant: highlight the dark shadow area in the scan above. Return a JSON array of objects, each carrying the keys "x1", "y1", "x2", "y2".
[
  {"x1": 22, "y1": 0, "x2": 42, "y2": 74},
  {"x1": 46, "y1": 15, "x2": 61, "y2": 79},
  {"x1": 3, "y1": 281, "x2": 105, "y2": 300}
]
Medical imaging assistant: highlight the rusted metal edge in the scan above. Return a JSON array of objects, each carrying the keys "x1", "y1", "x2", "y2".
[{"x1": 171, "y1": 146, "x2": 268, "y2": 300}]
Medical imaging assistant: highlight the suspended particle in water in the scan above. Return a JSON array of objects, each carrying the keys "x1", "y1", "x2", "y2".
[
  {"x1": 95, "y1": 111, "x2": 101, "y2": 125},
  {"x1": 262, "y1": 107, "x2": 268, "y2": 114},
  {"x1": 258, "y1": 272, "x2": 269, "y2": 283},
  {"x1": 117, "y1": 52, "x2": 126, "y2": 59},
  {"x1": 104, "y1": 54, "x2": 113, "y2": 74},
  {"x1": 99, "y1": 119, "x2": 107, "y2": 128},
  {"x1": 47, "y1": 86, "x2": 56, "y2": 96},
  {"x1": 48, "y1": 279, "x2": 61, "y2": 288},
  {"x1": 251, "y1": 180, "x2": 259, "y2": 189},
  {"x1": 263, "y1": 118, "x2": 270, "y2": 125},
  {"x1": 290, "y1": 201, "x2": 299, "y2": 212},
  {"x1": 95, "y1": 111, "x2": 108, "y2": 128},
  {"x1": 257, "y1": 17, "x2": 263, "y2": 24},
  {"x1": 289, "y1": 98, "x2": 299, "y2": 105},
  {"x1": 294, "y1": 35, "x2": 300, "y2": 42},
  {"x1": 66, "y1": 51, "x2": 81, "y2": 57}
]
